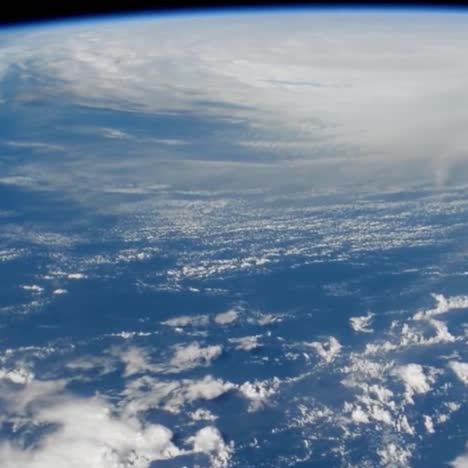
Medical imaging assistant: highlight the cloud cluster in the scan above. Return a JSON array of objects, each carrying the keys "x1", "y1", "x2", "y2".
[{"x1": 0, "y1": 373, "x2": 235, "y2": 468}]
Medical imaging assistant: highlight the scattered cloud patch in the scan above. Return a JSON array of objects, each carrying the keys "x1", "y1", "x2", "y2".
[
  {"x1": 305, "y1": 336, "x2": 342, "y2": 364},
  {"x1": 169, "y1": 342, "x2": 223, "y2": 373},
  {"x1": 423, "y1": 414, "x2": 435, "y2": 434},
  {"x1": 239, "y1": 378, "x2": 280, "y2": 412},
  {"x1": 162, "y1": 315, "x2": 210, "y2": 328},
  {"x1": 190, "y1": 408, "x2": 218, "y2": 422},
  {"x1": 67, "y1": 273, "x2": 86, "y2": 280},
  {"x1": 350, "y1": 312, "x2": 374, "y2": 333},
  {"x1": 414, "y1": 293, "x2": 468, "y2": 320},
  {"x1": 214, "y1": 309, "x2": 239, "y2": 325},
  {"x1": 229, "y1": 335, "x2": 261, "y2": 351},
  {"x1": 449, "y1": 361, "x2": 468, "y2": 385},
  {"x1": 21, "y1": 285, "x2": 43, "y2": 293},
  {"x1": 188, "y1": 426, "x2": 233, "y2": 468},
  {"x1": 394, "y1": 364, "x2": 436, "y2": 404},
  {"x1": 121, "y1": 375, "x2": 235, "y2": 415}
]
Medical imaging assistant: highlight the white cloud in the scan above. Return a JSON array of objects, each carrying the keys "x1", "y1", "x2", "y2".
[
  {"x1": 214, "y1": 309, "x2": 239, "y2": 325},
  {"x1": 254, "y1": 313, "x2": 284, "y2": 326},
  {"x1": 350, "y1": 406, "x2": 370, "y2": 424},
  {"x1": 305, "y1": 336, "x2": 342, "y2": 364},
  {"x1": 99, "y1": 127, "x2": 132, "y2": 139},
  {"x1": 121, "y1": 342, "x2": 222, "y2": 377},
  {"x1": 190, "y1": 408, "x2": 218, "y2": 422},
  {"x1": 162, "y1": 314, "x2": 210, "y2": 328},
  {"x1": 424, "y1": 414, "x2": 435, "y2": 434},
  {"x1": 350, "y1": 312, "x2": 374, "y2": 333},
  {"x1": 121, "y1": 375, "x2": 236, "y2": 415},
  {"x1": 5, "y1": 12, "x2": 468, "y2": 188},
  {"x1": 377, "y1": 442, "x2": 412, "y2": 468},
  {"x1": 52, "y1": 288, "x2": 67, "y2": 295},
  {"x1": 394, "y1": 364, "x2": 435, "y2": 404},
  {"x1": 21, "y1": 285, "x2": 43, "y2": 293},
  {"x1": 229, "y1": 335, "x2": 261, "y2": 351},
  {"x1": 168, "y1": 342, "x2": 222, "y2": 373},
  {"x1": 0, "y1": 367, "x2": 34, "y2": 384},
  {"x1": 239, "y1": 378, "x2": 280, "y2": 412},
  {"x1": 449, "y1": 361, "x2": 468, "y2": 385},
  {"x1": 451, "y1": 449, "x2": 468, "y2": 468},
  {"x1": 67, "y1": 273, "x2": 86, "y2": 280},
  {"x1": 188, "y1": 426, "x2": 233, "y2": 468},
  {"x1": 0, "y1": 395, "x2": 181, "y2": 468},
  {"x1": 414, "y1": 293, "x2": 468, "y2": 320},
  {"x1": 4, "y1": 140, "x2": 64, "y2": 152},
  {"x1": 121, "y1": 347, "x2": 156, "y2": 377}
]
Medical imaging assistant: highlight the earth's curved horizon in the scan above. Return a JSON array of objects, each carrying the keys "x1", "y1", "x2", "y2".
[{"x1": 0, "y1": 8, "x2": 468, "y2": 468}]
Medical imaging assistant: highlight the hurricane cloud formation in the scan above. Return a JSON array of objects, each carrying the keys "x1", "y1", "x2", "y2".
[{"x1": 2, "y1": 11, "x2": 468, "y2": 198}]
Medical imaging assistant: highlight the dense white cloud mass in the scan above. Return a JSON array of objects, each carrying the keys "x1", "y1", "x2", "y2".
[
  {"x1": 2, "y1": 11, "x2": 468, "y2": 192},
  {"x1": 0, "y1": 397, "x2": 180, "y2": 468},
  {"x1": 0, "y1": 373, "x2": 237, "y2": 468}
]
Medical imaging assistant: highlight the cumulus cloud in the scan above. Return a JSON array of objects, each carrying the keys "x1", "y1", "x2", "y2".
[
  {"x1": 305, "y1": 336, "x2": 342, "y2": 364},
  {"x1": 239, "y1": 378, "x2": 280, "y2": 412},
  {"x1": 414, "y1": 293, "x2": 468, "y2": 320},
  {"x1": 350, "y1": 312, "x2": 374, "y2": 333},
  {"x1": 190, "y1": 408, "x2": 218, "y2": 421},
  {"x1": 214, "y1": 309, "x2": 239, "y2": 325},
  {"x1": 449, "y1": 361, "x2": 468, "y2": 385},
  {"x1": 394, "y1": 364, "x2": 436, "y2": 404},
  {"x1": 377, "y1": 443, "x2": 412, "y2": 468},
  {"x1": 423, "y1": 414, "x2": 435, "y2": 434},
  {"x1": 188, "y1": 426, "x2": 233, "y2": 468},
  {"x1": 0, "y1": 397, "x2": 181, "y2": 468},
  {"x1": 0, "y1": 366, "x2": 34, "y2": 384}
]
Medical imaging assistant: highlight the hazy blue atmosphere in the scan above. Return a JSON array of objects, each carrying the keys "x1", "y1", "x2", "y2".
[{"x1": 0, "y1": 9, "x2": 468, "y2": 467}]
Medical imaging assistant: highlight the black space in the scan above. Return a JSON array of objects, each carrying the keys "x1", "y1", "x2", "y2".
[{"x1": 1, "y1": 0, "x2": 468, "y2": 29}]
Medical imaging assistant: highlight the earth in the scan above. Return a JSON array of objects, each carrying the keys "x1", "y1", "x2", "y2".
[{"x1": 0, "y1": 9, "x2": 468, "y2": 468}]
